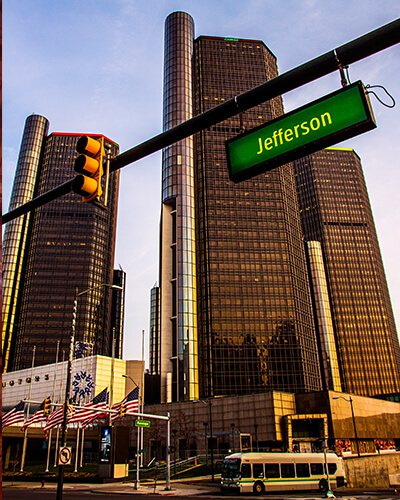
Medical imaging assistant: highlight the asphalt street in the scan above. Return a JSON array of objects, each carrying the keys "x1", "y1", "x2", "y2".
[{"x1": 3, "y1": 482, "x2": 400, "y2": 500}]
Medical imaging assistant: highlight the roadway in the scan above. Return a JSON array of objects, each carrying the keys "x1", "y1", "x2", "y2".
[{"x1": 3, "y1": 481, "x2": 400, "y2": 500}]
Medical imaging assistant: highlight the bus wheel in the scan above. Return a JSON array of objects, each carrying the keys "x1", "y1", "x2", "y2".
[
  {"x1": 253, "y1": 481, "x2": 265, "y2": 495},
  {"x1": 319, "y1": 478, "x2": 329, "y2": 493}
]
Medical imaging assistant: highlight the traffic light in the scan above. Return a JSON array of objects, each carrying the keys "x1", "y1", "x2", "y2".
[
  {"x1": 72, "y1": 136, "x2": 105, "y2": 203},
  {"x1": 120, "y1": 403, "x2": 126, "y2": 417},
  {"x1": 43, "y1": 397, "x2": 51, "y2": 416}
]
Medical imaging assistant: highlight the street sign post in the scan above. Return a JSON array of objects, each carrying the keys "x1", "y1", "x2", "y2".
[
  {"x1": 226, "y1": 81, "x2": 376, "y2": 182},
  {"x1": 135, "y1": 419, "x2": 151, "y2": 428},
  {"x1": 58, "y1": 446, "x2": 72, "y2": 466}
]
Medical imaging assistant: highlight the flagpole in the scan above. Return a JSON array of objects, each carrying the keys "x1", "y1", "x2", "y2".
[
  {"x1": 54, "y1": 427, "x2": 60, "y2": 467},
  {"x1": 74, "y1": 426, "x2": 80, "y2": 472},
  {"x1": 21, "y1": 346, "x2": 36, "y2": 472},
  {"x1": 80, "y1": 427, "x2": 85, "y2": 468},
  {"x1": 45, "y1": 429, "x2": 53, "y2": 472},
  {"x1": 140, "y1": 329, "x2": 145, "y2": 468}
]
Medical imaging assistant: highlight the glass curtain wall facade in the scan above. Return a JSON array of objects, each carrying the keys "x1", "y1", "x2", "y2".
[
  {"x1": 110, "y1": 269, "x2": 126, "y2": 360},
  {"x1": 2, "y1": 115, "x2": 49, "y2": 372},
  {"x1": 149, "y1": 285, "x2": 160, "y2": 375},
  {"x1": 193, "y1": 35, "x2": 321, "y2": 398},
  {"x1": 160, "y1": 12, "x2": 198, "y2": 402},
  {"x1": 306, "y1": 240, "x2": 342, "y2": 391},
  {"x1": 3, "y1": 120, "x2": 120, "y2": 370},
  {"x1": 158, "y1": 12, "x2": 322, "y2": 402},
  {"x1": 295, "y1": 148, "x2": 400, "y2": 396}
]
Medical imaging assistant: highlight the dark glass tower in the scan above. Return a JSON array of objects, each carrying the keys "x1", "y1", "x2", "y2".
[
  {"x1": 158, "y1": 12, "x2": 322, "y2": 402},
  {"x1": 110, "y1": 268, "x2": 126, "y2": 360},
  {"x1": 149, "y1": 284, "x2": 160, "y2": 375},
  {"x1": 295, "y1": 147, "x2": 400, "y2": 396},
  {"x1": 2, "y1": 115, "x2": 50, "y2": 371},
  {"x1": 2, "y1": 115, "x2": 121, "y2": 371}
]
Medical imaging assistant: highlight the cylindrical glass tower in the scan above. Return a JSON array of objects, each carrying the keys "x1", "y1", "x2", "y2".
[
  {"x1": 2, "y1": 114, "x2": 49, "y2": 371},
  {"x1": 160, "y1": 12, "x2": 198, "y2": 402}
]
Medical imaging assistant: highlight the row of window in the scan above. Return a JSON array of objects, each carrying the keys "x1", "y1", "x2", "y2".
[{"x1": 241, "y1": 461, "x2": 337, "y2": 479}]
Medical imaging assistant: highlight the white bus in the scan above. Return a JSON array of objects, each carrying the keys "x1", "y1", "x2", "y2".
[{"x1": 220, "y1": 452, "x2": 346, "y2": 495}]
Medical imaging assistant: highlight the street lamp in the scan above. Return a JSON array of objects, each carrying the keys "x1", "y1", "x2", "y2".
[
  {"x1": 122, "y1": 374, "x2": 141, "y2": 490},
  {"x1": 333, "y1": 395, "x2": 360, "y2": 457},
  {"x1": 203, "y1": 422, "x2": 209, "y2": 464},
  {"x1": 56, "y1": 283, "x2": 122, "y2": 500}
]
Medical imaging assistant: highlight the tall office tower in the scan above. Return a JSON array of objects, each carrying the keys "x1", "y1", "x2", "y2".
[
  {"x1": 2, "y1": 115, "x2": 120, "y2": 371},
  {"x1": 149, "y1": 284, "x2": 160, "y2": 375},
  {"x1": 158, "y1": 12, "x2": 322, "y2": 402},
  {"x1": 295, "y1": 148, "x2": 400, "y2": 397},
  {"x1": 2, "y1": 115, "x2": 50, "y2": 372},
  {"x1": 110, "y1": 268, "x2": 126, "y2": 360}
]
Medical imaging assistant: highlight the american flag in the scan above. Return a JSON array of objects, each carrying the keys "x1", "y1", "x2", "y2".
[
  {"x1": 68, "y1": 388, "x2": 109, "y2": 425},
  {"x1": 111, "y1": 387, "x2": 140, "y2": 422},
  {"x1": 2, "y1": 401, "x2": 26, "y2": 430},
  {"x1": 22, "y1": 399, "x2": 49, "y2": 430},
  {"x1": 43, "y1": 404, "x2": 74, "y2": 434}
]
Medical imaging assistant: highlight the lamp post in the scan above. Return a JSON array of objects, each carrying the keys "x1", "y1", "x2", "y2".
[
  {"x1": 122, "y1": 374, "x2": 141, "y2": 490},
  {"x1": 333, "y1": 395, "x2": 360, "y2": 457},
  {"x1": 56, "y1": 283, "x2": 122, "y2": 500},
  {"x1": 203, "y1": 422, "x2": 208, "y2": 464}
]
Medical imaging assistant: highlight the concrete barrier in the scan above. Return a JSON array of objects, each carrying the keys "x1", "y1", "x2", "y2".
[{"x1": 343, "y1": 452, "x2": 400, "y2": 488}]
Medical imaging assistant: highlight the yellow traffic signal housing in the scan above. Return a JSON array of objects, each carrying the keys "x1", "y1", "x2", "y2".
[
  {"x1": 43, "y1": 397, "x2": 51, "y2": 416},
  {"x1": 72, "y1": 136, "x2": 105, "y2": 203},
  {"x1": 120, "y1": 403, "x2": 126, "y2": 417}
]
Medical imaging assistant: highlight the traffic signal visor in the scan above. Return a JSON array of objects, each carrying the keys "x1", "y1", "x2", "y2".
[
  {"x1": 72, "y1": 136, "x2": 105, "y2": 203},
  {"x1": 120, "y1": 403, "x2": 126, "y2": 417},
  {"x1": 44, "y1": 397, "x2": 52, "y2": 416}
]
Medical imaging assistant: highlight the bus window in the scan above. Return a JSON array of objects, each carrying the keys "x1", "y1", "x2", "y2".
[
  {"x1": 281, "y1": 463, "x2": 295, "y2": 478},
  {"x1": 265, "y1": 463, "x2": 280, "y2": 478},
  {"x1": 241, "y1": 463, "x2": 251, "y2": 478},
  {"x1": 296, "y1": 463, "x2": 310, "y2": 477},
  {"x1": 221, "y1": 458, "x2": 241, "y2": 478},
  {"x1": 310, "y1": 463, "x2": 324, "y2": 475},
  {"x1": 253, "y1": 463, "x2": 264, "y2": 478},
  {"x1": 326, "y1": 463, "x2": 337, "y2": 475}
]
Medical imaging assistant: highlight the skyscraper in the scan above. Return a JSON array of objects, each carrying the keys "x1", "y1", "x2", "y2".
[
  {"x1": 295, "y1": 147, "x2": 400, "y2": 396},
  {"x1": 2, "y1": 115, "x2": 121, "y2": 371},
  {"x1": 110, "y1": 268, "x2": 126, "y2": 360},
  {"x1": 158, "y1": 12, "x2": 322, "y2": 402},
  {"x1": 149, "y1": 284, "x2": 160, "y2": 376}
]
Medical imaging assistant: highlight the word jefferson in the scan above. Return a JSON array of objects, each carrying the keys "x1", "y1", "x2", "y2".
[{"x1": 256, "y1": 112, "x2": 333, "y2": 154}]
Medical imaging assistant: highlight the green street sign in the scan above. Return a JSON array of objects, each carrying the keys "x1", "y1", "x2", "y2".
[
  {"x1": 226, "y1": 81, "x2": 376, "y2": 182},
  {"x1": 135, "y1": 419, "x2": 151, "y2": 428}
]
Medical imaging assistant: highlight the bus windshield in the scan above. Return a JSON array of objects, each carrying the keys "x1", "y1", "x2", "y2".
[{"x1": 221, "y1": 458, "x2": 241, "y2": 478}]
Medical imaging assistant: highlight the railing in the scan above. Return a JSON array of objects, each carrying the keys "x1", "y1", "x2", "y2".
[{"x1": 128, "y1": 454, "x2": 227, "y2": 480}]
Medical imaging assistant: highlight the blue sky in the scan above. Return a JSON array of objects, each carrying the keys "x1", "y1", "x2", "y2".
[{"x1": 3, "y1": 0, "x2": 400, "y2": 364}]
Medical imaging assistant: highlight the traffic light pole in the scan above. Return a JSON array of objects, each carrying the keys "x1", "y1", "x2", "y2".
[
  {"x1": 2, "y1": 18, "x2": 399, "y2": 225},
  {"x1": 109, "y1": 18, "x2": 400, "y2": 173},
  {"x1": 2, "y1": 179, "x2": 73, "y2": 225},
  {"x1": 56, "y1": 291, "x2": 77, "y2": 500}
]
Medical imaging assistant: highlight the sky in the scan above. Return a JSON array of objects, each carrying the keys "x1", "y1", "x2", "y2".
[{"x1": 3, "y1": 0, "x2": 400, "y2": 366}]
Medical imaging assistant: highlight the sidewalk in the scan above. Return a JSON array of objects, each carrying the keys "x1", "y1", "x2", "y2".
[{"x1": 3, "y1": 478, "x2": 220, "y2": 496}]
